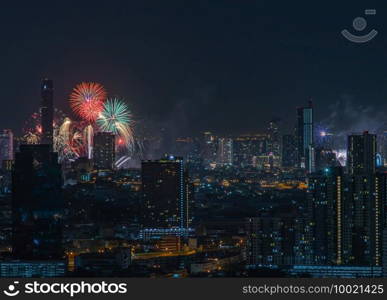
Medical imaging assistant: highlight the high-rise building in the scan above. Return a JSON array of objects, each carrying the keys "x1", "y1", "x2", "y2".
[
  {"x1": 347, "y1": 172, "x2": 384, "y2": 266},
  {"x1": 201, "y1": 132, "x2": 218, "y2": 168},
  {"x1": 267, "y1": 119, "x2": 281, "y2": 157},
  {"x1": 282, "y1": 134, "x2": 297, "y2": 168},
  {"x1": 12, "y1": 144, "x2": 63, "y2": 260},
  {"x1": 0, "y1": 129, "x2": 13, "y2": 167},
  {"x1": 141, "y1": 155, "x2": 192, "y2": 229},
  {"x1": 307, "y1": 167, "x2": 350, "y2": 265},
  {"x1": 40, "y1": 79, "x2": 54, "y2": 146},
  {"x1": 347, "y1": 131, "x2": 376, "y2": 176},
  {"x1": 216, "y1": 138, "x2": 233, "y2": 167},
  {"x1": 93, "y1": 132, "x2": 115, "y2": 170},
  {"x1": 334, "y1": 132, "x2": 383, "y2": 267},
  {"x1": 246, "y1": 214, "x2": 307, "y2": 266},
  {"x1": 186, "y1": 138, "x2": 202, "y2": 169},
  {"x1": 383, "y1": 228, "x2": 387, "y2": 276},
  {"x1": 297, "y1": 100, "x2": 314, "y2": 172}
]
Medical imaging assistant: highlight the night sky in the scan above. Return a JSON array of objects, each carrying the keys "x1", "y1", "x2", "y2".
[{"x1": 0, "y1": 0, "x2": 386, "y2": 137}]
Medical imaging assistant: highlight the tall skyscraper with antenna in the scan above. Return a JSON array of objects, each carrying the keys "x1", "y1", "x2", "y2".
[{"x1": 40, "y1": 78, "x2": 54, "y2": 147}]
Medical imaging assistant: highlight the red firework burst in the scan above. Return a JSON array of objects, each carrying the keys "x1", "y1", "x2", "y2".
[{"x1": 69, "y1": 82, "x2": 107, "y2": 122}]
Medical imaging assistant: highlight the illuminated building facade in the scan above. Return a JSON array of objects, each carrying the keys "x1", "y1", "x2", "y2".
[
  {"x1": 93, "y1": 132, "x2": 116, "y2": 170},
  {"x1": 141, "y1": 155, "x2": 192, "y2": 229}
]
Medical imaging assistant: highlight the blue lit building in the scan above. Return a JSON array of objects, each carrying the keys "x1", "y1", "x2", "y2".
[
  {"x1": 297, "y1": 100, "x2": 314, "y2": 173},
  {"x1": 0, "y1": 260, "x2": 65, "y2": 277},
  {"x1": 289, "y1": 265, "x2": 382, "y2": 278}
]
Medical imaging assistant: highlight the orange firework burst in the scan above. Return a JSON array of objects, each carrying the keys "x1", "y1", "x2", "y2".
[{"x1": 69, "y1": 82, "x2": 107, "y2": 122}]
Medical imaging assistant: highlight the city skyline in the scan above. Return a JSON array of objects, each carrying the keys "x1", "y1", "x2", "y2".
[{"x1": 2, "y1": 0, "x2": 387, "y2": 283}]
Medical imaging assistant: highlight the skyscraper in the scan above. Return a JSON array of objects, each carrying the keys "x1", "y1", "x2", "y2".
[
  {"x1": 347, "y1": 172, "x2": 384, "y2": 266},
  {"x1": 297, "y1": 100, "x2": 314, "y2": 172},
  {"x1": 347, "y1": 131, "x2": 376, "y2": 176},
  {"x1": 282, "y1": 134, "x2": 297, "y2": 168},
  {"x1": 93, "y1": 132, "x2": 115, "y2": 170},
  {"x1": 267, "y1": 119, "x2": 281, "y2": 159},
  {"x1": 0, "y1": 129, "x2": 13, "y2": 167},
  {"x1": 245, "y1": 214, "x2": 307, "y2": 266},
  {"x1": 40, "y1": 79, "x2": 54, "y2": 146},
  {"x1": 216, "y1": 138, "x2": 233, "y2": 167},
  {"x1": 141, "y1": 155, "x2": 192, "y2": 229},
  {"x1": 307, "y1": 167, "x2": 350, "y2": 265},
  {"x1": 346, "y1": 132, "x2": 382, "y2": 266},
  {"x1": 201, "y1": 132, "x2": 218, "y2": 168},
  {"x1": 12, "y1": 144, "x2": 63, "y2": 259}
]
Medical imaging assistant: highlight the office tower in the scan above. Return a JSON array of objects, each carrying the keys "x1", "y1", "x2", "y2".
[
  {"x1": 93, "y1": 132, "x2": 115, "y2": 170},
  {"x1": 12, "y1": 144, "x2": 63, "y2": 259},
  {"x1": 314, "y1": 148, "x2": 337, "y2": 172},
  {"x1": 0, "y1": 129, "x2": 13, "y2": 167},
  {"x1": 141, "y1": 155, "x2": 192, "y2": 229},
  {"x1": 233, "y1": 135, "x2": 267, "y2": 168},
  {"x1": 347, "y1": 131, "x2": 376, "y2": 176},
  {"x1": 40, "y1": 78, "x2": 54, "y2": 146},
  {"x1": 297, "y1": 100, "x2": 314, "y2": 172},
  {"x1": 216, "y1": 138, "x2": 233, "y2": 167},
  {"x1": 282, "y1": 134, "x2": 297, "y2": 168},
  {"x1": 307, "y1": 167, "x2": 350, "y2": 265},
  {"x1": 201, "y1": 132, "x2": 218, "y2": 168}
]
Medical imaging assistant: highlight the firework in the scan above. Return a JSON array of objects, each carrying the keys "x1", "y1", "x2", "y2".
[
  {"x1": 69, "y1": 82, "x2": 107, "y2": 122},
  {"x1": 23, "y1": 110, "x2": 89, "y2": 162},
  {"x1": 97, "y1": 98, "x2": 134, "y2": 149},
  {"x1": 56, "y1": 118, "x2": 86, "y2": 160},
  {"x1": 23, "y1": 109, "x2": 65, "y2": 144},
  {"x1": 22, "y1": 81, "x2": 141, "y2": 167}
]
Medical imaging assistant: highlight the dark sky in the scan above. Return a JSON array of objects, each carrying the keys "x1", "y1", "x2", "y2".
[{"x1": 0, "y1": 0, "x2": 386, "y2": 136}]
